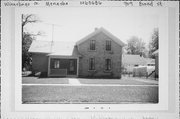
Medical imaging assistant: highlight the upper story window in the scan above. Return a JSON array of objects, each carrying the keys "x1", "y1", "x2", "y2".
[
  {"x1": 90, "y1": 40, "x2": 96, "y2": 50},
  {"x1": 89, "y1": 58, "x2": 95, "y2": 70},
  {"x1": 106, "y1": 40, "x2": 111, "y2": 51},
  {"x1": 105, "y1": 59, "x2": 111, "y2": 71}
]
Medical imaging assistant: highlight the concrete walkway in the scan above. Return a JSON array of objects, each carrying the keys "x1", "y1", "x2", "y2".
[{"x1": 68, "y1": 78, "x2": 81, "y2": 85}]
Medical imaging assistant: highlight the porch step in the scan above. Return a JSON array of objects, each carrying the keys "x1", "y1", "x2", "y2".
[{"x1": 66, "y1": 75, "x2": 78, "y2": 78}]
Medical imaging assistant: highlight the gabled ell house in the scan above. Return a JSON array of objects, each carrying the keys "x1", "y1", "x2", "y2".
[{"x1": 29, "y1": 27, "x2": 125, "y2": 78}]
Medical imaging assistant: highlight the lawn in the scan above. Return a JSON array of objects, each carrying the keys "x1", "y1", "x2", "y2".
[
  {"x1": 22, "y1": 76, "x2": 158, "y2": 85},
  {"x1": 22, "y1": 77, "x2": 69, "y2": 84},
  {"x1": 78, "y1": 78, "x2": 157, "y2": 85},
  {"x1": 22, "y1": 85, "x2": 158, "y2": 104}
]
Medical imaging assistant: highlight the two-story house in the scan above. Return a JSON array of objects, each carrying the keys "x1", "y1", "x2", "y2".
[{"x1": 29, "y1": 27, "x2": 125, "y2": 78}]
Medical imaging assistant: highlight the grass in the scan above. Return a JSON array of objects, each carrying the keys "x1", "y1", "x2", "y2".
[
  {"x1": 22, "y1": 85, "x2": 158, "y2": 104},
  {"x1": 78, "y1": 78, "x2": 157, "y2": 85},
  {"x1": 22, "y1": 77, "x2": 69, "y2": 84},
  {"x1": 22, "y1": 76, "x2": 158, "y2": 85}
]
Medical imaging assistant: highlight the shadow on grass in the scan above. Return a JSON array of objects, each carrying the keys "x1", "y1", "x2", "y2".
[{"x1": 22, "y1": 71, "x2": 67, "y2": 79}]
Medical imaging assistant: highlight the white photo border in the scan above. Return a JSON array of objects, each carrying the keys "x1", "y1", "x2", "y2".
[{"x1": 1, "y1": 1, "x2": 179, "y2": 118}]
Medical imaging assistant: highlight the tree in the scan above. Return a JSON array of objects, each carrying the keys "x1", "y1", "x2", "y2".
[
  {"x1": 126, "y1": 36, "x2": 147, "y2": 57},
  {"x1": 22, "y1": 33, "x2": 33, "y2": 71},
  {"x1": 148, "y1": 28, "x2": 159, "y2": 58},
  {"x1": 22, "y1": 14, "x2": 40, "y2": 71}
]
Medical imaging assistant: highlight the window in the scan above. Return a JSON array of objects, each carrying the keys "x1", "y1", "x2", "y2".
[
  {"x1": 106, "y1": 40, "x2": 111, "y2": 51},
  {"x1": 105, "y1": 59, "x2": 111, "y2": 70},
  {"x1": 90, "y1": 40, "x2": 95, "y2": 50},
  {"x1": 134, "y1": 64, "x2": 139, "y2": 67},
  {"x1": 54, "y1": 60, "x2": 60, "y2": 69},
  {"x1": 89, "y1": 58, "x2": 95, "y2": 70}
]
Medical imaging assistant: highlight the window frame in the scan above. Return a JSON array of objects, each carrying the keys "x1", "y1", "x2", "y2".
[
  {"x1": 54, "y1": 59, "x2": 60, "y2": 69},
  {"x1": 90, "y1": 40, "x2": 96, "y2": 51},
  {"x1": 106, "y1": 40, "x2": 111, "y2": 51},
  {"x1": 105, "y1": 58, "x2": 111, "y2": 71},
  {"x1": 89, "y1": 58, "x2": 95, "y2": 70}
]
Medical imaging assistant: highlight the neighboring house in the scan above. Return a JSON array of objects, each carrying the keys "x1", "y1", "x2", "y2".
[
  {"x1": 144, "y1": 58, "x2": 155, "y2": 75},
  {"x1": 122, "y1": 54, "x2": 147, "y2": 73},
  {"x1": 152, "y1": 50, "x2": 159, "y2": 78},
  {"x1": 29, "y1": 27, "x2": 125, "y2": 78},
  {"x1": 145, "y1": 58, "x2": 155, "y2": 66},
  {"x1": 122, "y1": 54, "x2": 155, "y2": 77}
]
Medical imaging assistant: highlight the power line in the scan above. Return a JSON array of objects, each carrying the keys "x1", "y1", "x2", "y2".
[{"x1": 40, "y1": 22, "x2": 62, "y2": 53}]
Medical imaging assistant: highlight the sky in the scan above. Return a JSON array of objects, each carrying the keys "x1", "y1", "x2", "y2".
[{"x1": 24, "y1": 7, "x2": 160, "y2": 46}]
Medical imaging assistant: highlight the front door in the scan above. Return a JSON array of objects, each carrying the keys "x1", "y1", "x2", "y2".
[{"x1": 68, "y1": 59, "x2": 77, "y2": 75}]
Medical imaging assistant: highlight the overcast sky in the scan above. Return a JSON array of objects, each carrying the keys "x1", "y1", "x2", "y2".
[{"x1": 24, "y1": 7, "x2": 161, "y2": 46}]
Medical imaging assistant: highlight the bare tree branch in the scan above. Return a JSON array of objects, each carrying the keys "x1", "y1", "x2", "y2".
[
  {"x1": 22, "y1": 14, "x2": 41, "y2": 71},
  {"x1": 22, "y1": 14, "x2": 40, "y2": 27}
]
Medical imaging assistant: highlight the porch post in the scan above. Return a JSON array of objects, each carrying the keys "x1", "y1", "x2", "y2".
[{"x1": 77, "y1": 57, "x2": 79, "y2": 77}]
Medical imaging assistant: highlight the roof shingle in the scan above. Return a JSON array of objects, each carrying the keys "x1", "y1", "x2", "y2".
[{"x1": 29, "y1": 40, "x2": 75, "y2": 56}]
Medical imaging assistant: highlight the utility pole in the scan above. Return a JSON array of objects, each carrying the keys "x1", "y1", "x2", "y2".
[
  {"x1": 51, "y1": 24, "x2": 54, "y2": 53},
  {"x1": 42, "y1": 23, "x2": 62, "y2": 53}
]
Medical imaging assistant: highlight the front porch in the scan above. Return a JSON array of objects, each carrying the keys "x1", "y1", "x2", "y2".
[{"x1": 48, "y1": 55, "x2": 79, "y2": 77}]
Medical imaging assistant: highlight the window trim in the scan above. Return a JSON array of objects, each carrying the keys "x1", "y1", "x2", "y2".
[
  {"x1": 89, "y1": 40, "x2": 96, "y2": 51},
  {"x1": 105, "y1": 58, "x2": 111, "y2": 71},
  {"x1": 106, "y1": 40, "x2": 111, "y2": 51},
  {"x1": 54, "y1": 59, "x2": 60, "y2": 69},
  {"x1": 89, "y1": 58, "x2": 95, "y2": 70}
]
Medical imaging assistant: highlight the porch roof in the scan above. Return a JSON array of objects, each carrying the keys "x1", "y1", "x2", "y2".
[{"x1": 47, "y1": 55, "x2": 79, "y2": 59}]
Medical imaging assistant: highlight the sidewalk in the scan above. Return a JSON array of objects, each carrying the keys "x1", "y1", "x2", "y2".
[
  {"x1": 122, "y1": 76, "x2": 158, "y2": 85},
  {"x1": 22, "y1": 76, "x2": 158, "y2": 86}
]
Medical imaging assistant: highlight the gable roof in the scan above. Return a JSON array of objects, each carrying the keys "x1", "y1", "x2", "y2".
[
  {"x1": 76, "y1": 27, "x2": 126, "y2": 46},
  {"x1": 122, "y1": 54, "x2": 147, "y2": 65},
  {"x1": 29, "y1": 40, "x2": 75, "y2": 56}
]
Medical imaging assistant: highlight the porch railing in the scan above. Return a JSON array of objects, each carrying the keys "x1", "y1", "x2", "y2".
[{"x1": 50, "y1": 69, "x2": 67, "y2": 76}]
